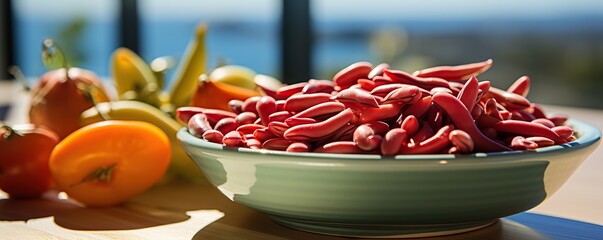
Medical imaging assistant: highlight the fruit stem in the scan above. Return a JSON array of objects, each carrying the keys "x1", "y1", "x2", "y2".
[
  {"x1": 0, "y1": 126, "x2": 22, "y2": 140},
  {"x1": 198, "y1": 73, "x2": 210, "y2": 85},
  {"x1": 72, "y1": 163, "x2": 117, "y2": 187},
  {"x1": 41, "y1": 38, "x2": 70, "y2": 80}
]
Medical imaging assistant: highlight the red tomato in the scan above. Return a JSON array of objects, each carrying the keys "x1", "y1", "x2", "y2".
[
  {"x1": 0, "y1": 124, "x2": 59, "y2": 198},
  {"x1": 29, "y1": 68, "x2": 110, "y2": 139}
]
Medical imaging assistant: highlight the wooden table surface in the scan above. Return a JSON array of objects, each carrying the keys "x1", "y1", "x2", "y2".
[{"x1": 1, "y1": 87, "x2": 602, "y2": 239}]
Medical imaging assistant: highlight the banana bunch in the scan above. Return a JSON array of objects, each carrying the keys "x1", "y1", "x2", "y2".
[
  {"x1": 80, "y1": 100, "x2": 205, "y2": 183},
  {"x1": 111, "y1": 47, "x2": 164, "y2": 108},
  {"x1": 98, "y1": 23, "x2": 210, "y2": 183},
  {"x1": 96, "y1": 22, "x2": 274, "y2": 183},
  {"x1": 111, "y1": 23, "x2": 208, "y2": 114}
]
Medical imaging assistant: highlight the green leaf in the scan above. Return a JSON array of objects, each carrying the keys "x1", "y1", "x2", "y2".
[{"x1": 42, "y1": 38, "x2": 68, "y2": 70}]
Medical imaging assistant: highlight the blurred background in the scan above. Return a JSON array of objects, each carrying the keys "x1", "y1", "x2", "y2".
[{"x1": 1, "y1": 0, "x2": 603, "y2": 111}]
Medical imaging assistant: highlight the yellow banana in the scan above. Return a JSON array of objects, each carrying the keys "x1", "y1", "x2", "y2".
[
  {"x1": 111, "y1": 48, "x2": 162, "y2": 107},
  {"x1": 150, "y1": 56, "x2": 175, "y2": 90},
  {"x1": 208, "y1": 65, "x2": 257, "y2": 90},
  {"x1": 80, "y1": 100, "x2": 207, "y2": 184},
  {"x1": 169, "y1": 23, "x2": 208, "y2": 110}
]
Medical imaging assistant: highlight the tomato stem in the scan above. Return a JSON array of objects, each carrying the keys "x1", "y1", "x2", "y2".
[
  {"x1": 0, "y1": 126, "x2": 23, "y2": 140},
  {"x1": 72, "y1": 163, "x2": 117, "y2": 187}
]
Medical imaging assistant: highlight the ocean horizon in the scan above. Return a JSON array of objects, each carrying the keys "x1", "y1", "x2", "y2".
[{"x1": 13, "y1": 14, "x2": 603, "y2": 86}]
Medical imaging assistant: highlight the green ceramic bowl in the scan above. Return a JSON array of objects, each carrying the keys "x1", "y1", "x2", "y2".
[{"x1": 177, "y1": 119, "x2": 601, "y2": 238}]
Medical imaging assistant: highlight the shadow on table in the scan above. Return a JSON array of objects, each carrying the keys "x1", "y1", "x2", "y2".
[
  {"x1": 178, "y1": 172, "x2": 603, "y2": 240},
  {"x1": 0, "y1": 195, "x2": 78, "y2": 221},
  {"x1": 52, "y1": 204, "x2": 191, "y2": 231},
  {"x1": 4, "y1": 183, "x2": 602, "y2": 239},
  {"x1": 180, "y1": 182, "x2": 545, "y2": 240},
  {"x1": 0, "y1": 184, "x2": 213, "y2": 231},
  {"x1": 195, "y1": 208, "x2": 603, "y2": 240},
  {"x1": 190, "y1": 201, "x2": 548, "y2": 240}
]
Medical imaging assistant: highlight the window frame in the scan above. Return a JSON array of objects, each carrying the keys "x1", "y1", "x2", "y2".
[{"x1": 1, "y1": 0, "x2": 313, "y2": 83}]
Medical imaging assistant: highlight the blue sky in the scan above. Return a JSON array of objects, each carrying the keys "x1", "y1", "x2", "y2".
[
  {"x1": 14, "y1": 0, "x2": 603, "y2": 21},
  {"x1": 313, "y1": 0, "x2": 603, "y2": 21}
]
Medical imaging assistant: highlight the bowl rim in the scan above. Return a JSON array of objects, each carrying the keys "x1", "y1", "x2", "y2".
[{"x1": 177, "y1": 118, "x2": 601, "y2": 161}]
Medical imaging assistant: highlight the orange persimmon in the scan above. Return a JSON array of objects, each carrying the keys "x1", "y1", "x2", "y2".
[
  {"x1": 49, "y1": 120, "x2": 170, "y2": 207},
  {"x1": 190, "y1": 76, "x2": 260, "y2": 111}
]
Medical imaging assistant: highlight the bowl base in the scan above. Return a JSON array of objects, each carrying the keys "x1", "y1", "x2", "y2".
[{"x1": 271, "y1": 216, "x2": 497, "y2": 238}]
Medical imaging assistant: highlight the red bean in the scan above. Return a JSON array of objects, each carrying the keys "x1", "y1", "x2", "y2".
[
  {"x1": 511, "y1": 136, "x2": 539, "y2": 150},
  {"x1": 284, "y1": 117, "x2": 317, "y2": 127},
  {"x1": 287, "y1": 142, "x2": 311, "y2": 152},
  {"x1": 292, "y1": 102, "x2": 346, "y2": 119},
  {"x1": 449, "y1": 130, "x2": 474, "y2": 153},
  {"x1": 235, "y1": 112, "x2": 258, "y2": 125},
  {"x1": 381, "y1": 129, "x2": 407, "y2": 156},
  {"x1": 401, "y1": 96, "x2": 432, "y2": 119},
  {"x1": 228, "y1": 99, "x2": 244, "y2": 114},
  {"x1": 432, "y1": 93, "x2": 511, "y2": 152},
  {"x1": 284, "y1": 109, "x2": 354, "y2": 141},
  {"x1": 202, "y1": 130, "x2": 224, "y2": 144},
  {"x1": 353, "y1": 125, "x2": 382, "y2": 151},
  {"x1": 253, "y1": 128, "x2": 277, "y2": 143},
  {"x1": 276, "y1": 82, "x2": 307, "y2": 99},
  {"x1": 256, "y1": 96, "x2": 277, "y2": 126},
  {"x1": 236, "y1": 124, "x2": 265, "y2": 135},
  {"x1": 269, "y1": 111, "x2": 292, "y2": 123},
  {"x1": 525, "y1": 136, "x2": 555, "y2": 148},
  {"x1": 457, "y1": 76, "x2": 479, "y2": 111},
  {"x1": 357, "y1": 103, "x2": 403, "y2": 123},
  {"x1": 413, "y1": 59, "x2": 492, "y2": 81},
  {"x1": 302, "y1": 79, "x2": 335, "y2": 94},
  {"x1": 532, "y1": 118, "x2": 555, "y2": 128},
  {"x1": 400, "y1": 115, "x2": 420, "y2": 137},
  {"x1": 400, "y1": 125, "x2": 454, "y2": 154},
  {"x1": 214, "y1": 117, "x2": 239, "y2": 135},
  {"x1": 182, "y1": 59, "x2": 575, "y2": 155},
  {"x1": 333, "y1": 62, "x2": 372, "y2": 89},
  {"x1": 268, "y1": 121, "x2": 289, "y2": 137},
  {"x1": 384, "y1": 69, "x2": 450, "y2": 90},
  {"x1": 314, "y1": 141, "x2": 371, "y2": 154},
  {"x1": 494, "y1": 120, "x2": 566, "y2": 144},
  {"x1": 242, "y1": 96, "x2": 262, "y2": 114},
  {"x1": 177, "y1": 107, "x2": 237, "y2": 125},
  {"x1": 284, "y1": 93, "x2": 333, "y2": 113},
  {"x1": 223, "y1": 131, "x2": 245, "y2": 147},
  {"x1": 334, "y1": 88, "x2": 379, "y2": 108},
  {"x1": 187, "y1": 113, "x2": 212, "y2": 138},
  {"x1": 507, "y1": 76, "x2": 531, "y2": 97},
  {"x1": 368, "y1": 63, "x2": 390, "y2": 79},
  {"x1": 262, "y1": 138, "x2": 294, "y2": 151}
]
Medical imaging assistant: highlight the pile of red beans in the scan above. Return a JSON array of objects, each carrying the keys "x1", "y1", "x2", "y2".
[{"x1": 178, "y1": 59, "x2": 574, "y2": 155}]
